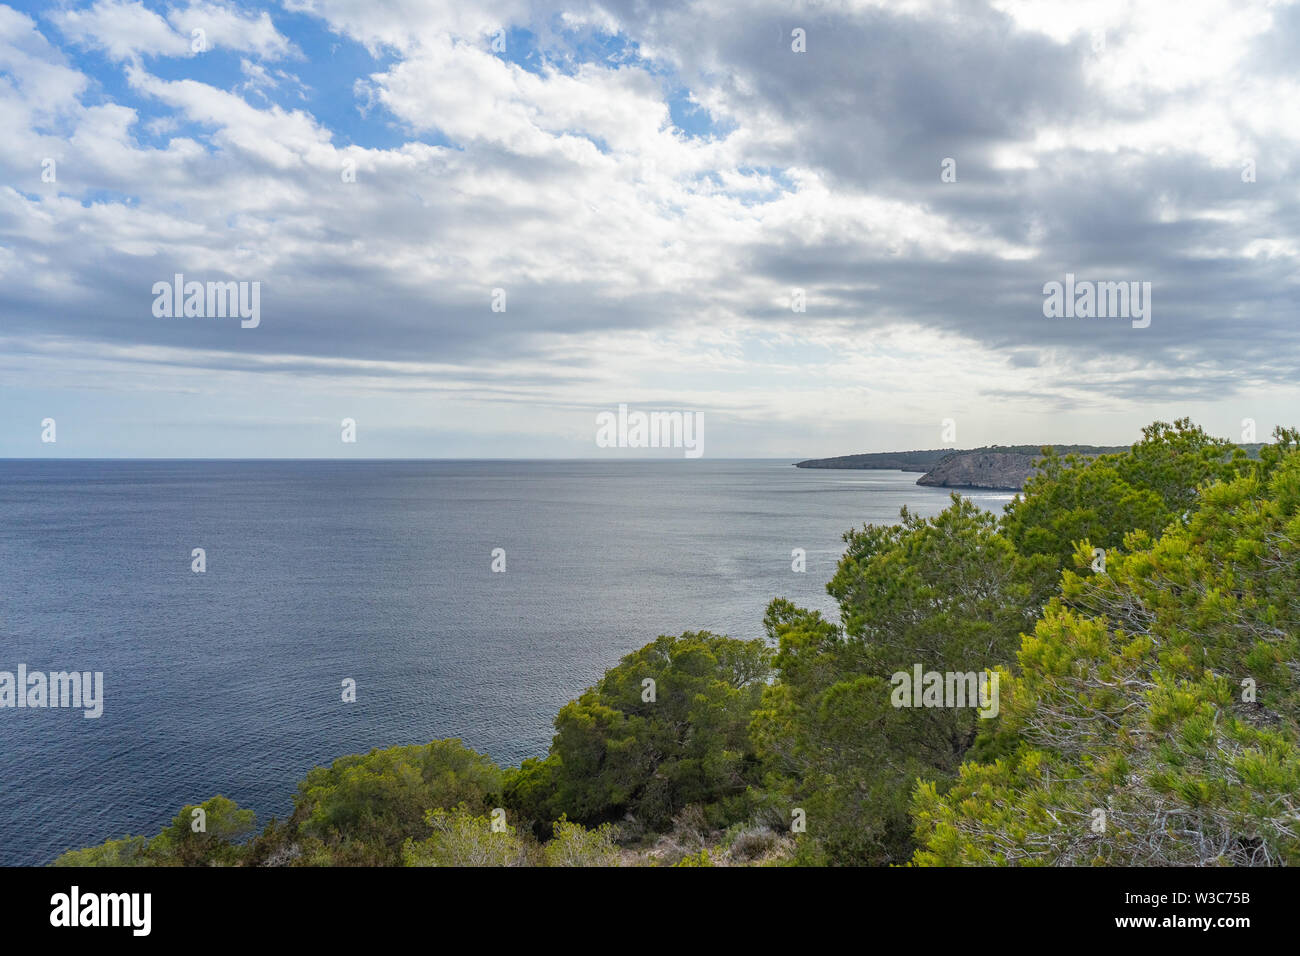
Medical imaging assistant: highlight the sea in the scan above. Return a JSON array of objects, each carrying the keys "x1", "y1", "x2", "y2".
[{"x1": 0, "y1": 459, "x2": 1013, "y2": 865}]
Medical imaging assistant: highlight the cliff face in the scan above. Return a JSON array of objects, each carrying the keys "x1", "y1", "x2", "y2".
[{"x1": 915, "y1": 451, "x2": 1036, "y2": 490}]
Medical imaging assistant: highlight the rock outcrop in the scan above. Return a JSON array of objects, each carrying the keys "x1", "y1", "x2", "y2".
[{"x1": 915, "y1": 451, "x2": 1037, "y2": 491}]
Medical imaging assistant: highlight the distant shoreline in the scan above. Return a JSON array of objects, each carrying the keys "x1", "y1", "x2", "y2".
[
  {"x1": 795, "y1": 444, "x2": 1128, "y2": 491},
  {"x1": 795, "y1": 442, "x2": 1267, "y2": 492}
]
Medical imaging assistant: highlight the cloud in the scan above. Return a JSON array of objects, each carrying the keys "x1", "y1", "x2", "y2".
[
  {"x1": 167, "y1": 2, "x2": 296, "y2": 60},
  {"x1": 2, "y1": 0, "x2": 1299, "y2": 456},
  {"x1": 52, "y1": 0, "x2": 295, "y2": 62},
  {"x1": 53, "y1": 0, "x2": 189, "y2": 61}
]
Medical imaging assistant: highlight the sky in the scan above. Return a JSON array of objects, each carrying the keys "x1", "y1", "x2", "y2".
[{"x1": 1, "y1": 0, "x2": 1298, "y2": 458}]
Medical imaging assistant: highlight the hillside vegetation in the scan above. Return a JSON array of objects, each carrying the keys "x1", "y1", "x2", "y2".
[{"x1": 55, "y1": 419, "x2": 1300, "y2": 866}]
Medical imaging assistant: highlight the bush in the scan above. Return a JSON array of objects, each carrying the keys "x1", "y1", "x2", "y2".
[
  {"x1": 543, "y1": 816, "x2": 621, "y2": 867},
  {"x1": 506, "y1": 632, "x2": 771, "y2": 832},
  {"x1": 283, "y1": 739, "x2": 504, "y2": 865},
  {"x1": 402, "y1": 805, "x2": 533, "y2": 867}
]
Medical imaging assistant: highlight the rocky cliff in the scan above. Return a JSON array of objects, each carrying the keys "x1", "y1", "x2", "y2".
[{"x1": 915, "y1": 451, "x2": 1037, "y2": 490}]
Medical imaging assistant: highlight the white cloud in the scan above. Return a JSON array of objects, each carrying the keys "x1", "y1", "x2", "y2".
[
  {"x1": 54, "y1": 0, "x2": 189, "y2": 61},
  {"x1": 168, "y1": 2, "x2": 296, "y2": 59},
  {"x1": 53, "y1": 0, "x2": 295, "y2": 62}
]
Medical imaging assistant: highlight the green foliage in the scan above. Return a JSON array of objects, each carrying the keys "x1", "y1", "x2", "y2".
[
  {"x1": 151, "y1": 795, "x2": 256, "y2": 866},
  {"x1": 672, "y1": 849, "x2": 714, "y2": 867},
  {"x1": 830, "y1": 494, "x2": 1052, "y2": 658},
  {"x1": 402, "y1": 804, "x2": 534, "y2": 867},
  {"x1": 914, "y1": 442, "x2": 1300, "y2": 865},
  {"x1": 52, "y1": 795, "x2": 255, "y2": 867},
  {"x1": 1003, "y1": 418, "x2": 1246, "y2": 564},
  {"x1": 753, "y1": 496, "x2": 1047, "y2": 864},
  {"x1": 506, "y1": 631, "x2": 771, "y2": 832},
  {"x1": 1114, "y1": 418, "x2": 1245, "y2": 516},
  {"x1": 284, "y1": 739, "x2": 504, "y2": 865},
  {"x1": 543, "y1": 815, "x2": 622, "y2": 867},
  {"x1": 51, "y1": 834, "x2": 150, "y2": 867},
  {"x1": 1001, "y1": 449, "x2": 1167, "y2": 564}
]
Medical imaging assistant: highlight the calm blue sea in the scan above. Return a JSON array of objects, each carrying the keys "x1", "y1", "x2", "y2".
[{"x1": 0, "y1": 459, "x2": 1011, "y2": 865}]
